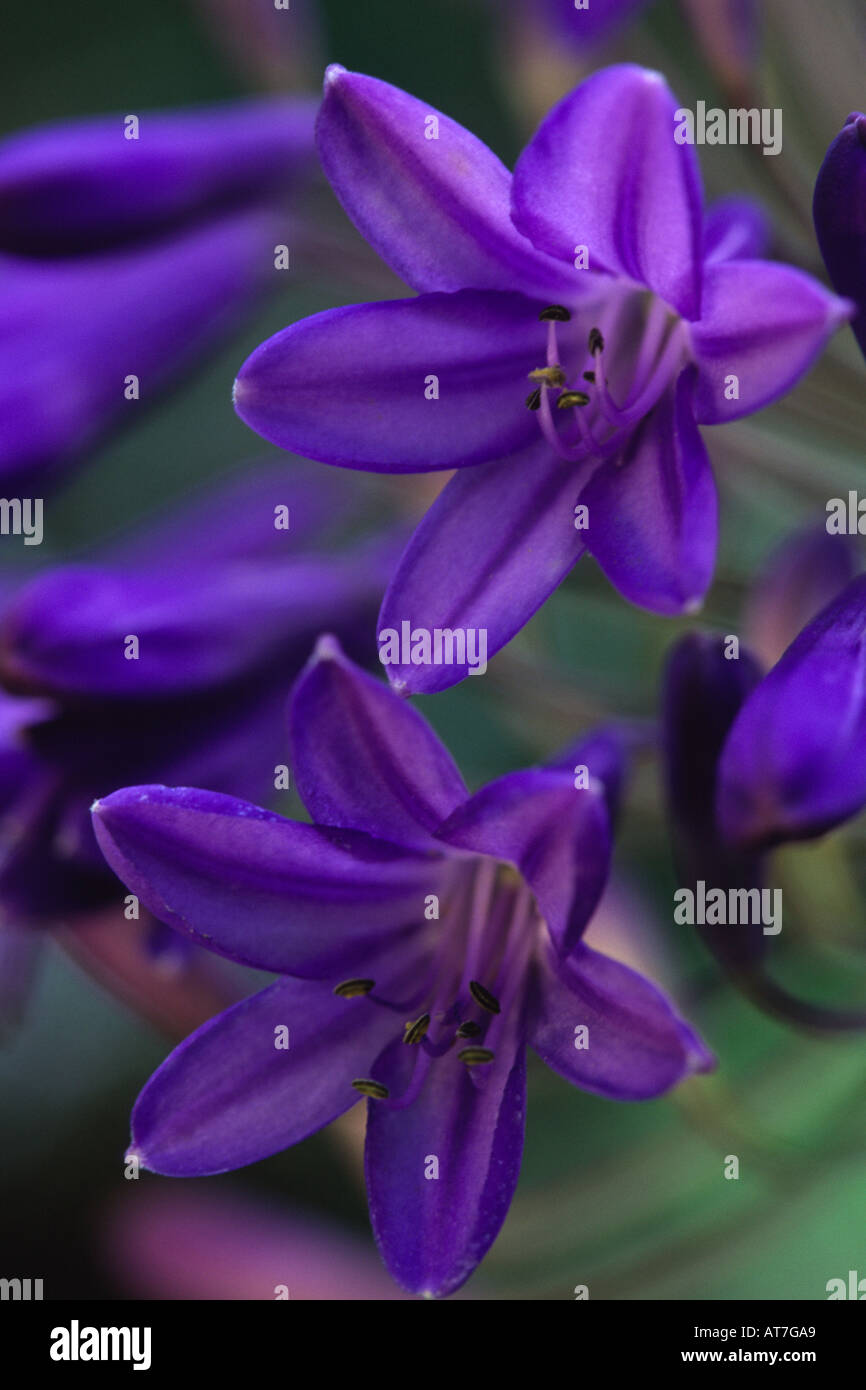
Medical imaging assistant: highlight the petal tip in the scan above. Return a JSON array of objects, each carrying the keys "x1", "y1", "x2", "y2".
[
  {"x1": 323, "y1": 63, "x2": 349, "y2": 92},
  {"x1": 311, "y1": 632, "x2": 344, "y2": 663}
]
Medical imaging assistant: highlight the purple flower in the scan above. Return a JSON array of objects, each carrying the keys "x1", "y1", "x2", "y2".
[
  {"x1": 234, "y1": 63, "x2": 848, "y2": 693},
  {"x1": 0, "y1": 464, "x2": 390, "y2": 925},
  {"x1": 814, "y1": 112, "x2": 866, "y2": 362},
  {"x1": 91, "y1": 639, "x2": 711, "y2": 1298},
  {"x1": 0, "y1": 98, "x2": 316, "y2": 490},
  {"x1": 662, "y1": 527, "x2": 866, "y2": 1028}
]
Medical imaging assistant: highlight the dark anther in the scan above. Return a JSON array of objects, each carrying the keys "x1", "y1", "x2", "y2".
[
  {"x1": 469, "y1": 980, "x2": 501, "y2": 1014},
  {"x1": 352, "y1": 1078, "x2": 389, "y2": 1099},
  {"x1": 528, "y1": 365, "x2": 567, "y2": 388},
  {"x1": 588, "y1": 327, "x2": 605, "y2": 355},
  {"x1": 334, "y1": 978, "x2": 375, "y2": 997},
  {"x1": 525, "y1": 387, "x2": 542, "y2": 411},
  {"x1": 457, "y1": 1047, "x2": 496, "y2": 1067},
  {"x1": 583, "y1": 370, "x2": 596, "y2": 383},
  {"x1": 539, "y1": 305, "x2": 572, "y2": 322},
  {"x1": 456, "y1": 1020, "x2": 483, "y2": 1038},
  {"x1": 556, "y1": 390, "x2": 590, "y2": 410},
  {"x1": 403, "y1": 1013, "x2": 431, "y2": 1045}
]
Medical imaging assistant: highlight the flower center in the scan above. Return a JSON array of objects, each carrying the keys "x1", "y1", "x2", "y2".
[
  {"x1": 526, "y1": 297, "x2": 688, "y2": 469},
  {"x1": 336, "y1": 858, "x2": 540, "y2": 1108}
]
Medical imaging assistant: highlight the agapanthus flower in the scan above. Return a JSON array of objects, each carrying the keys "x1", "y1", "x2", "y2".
[
  {"x1": 0, "y1": 97, "x2": 316, "y2": 490},
  {"x1": 663, "y1": 525, "x2": 866, "y2": 1028},
  {"x1": 91, "y1": 639, "x2": 712, "y2": 1298},
  {"x1": 234, "y1": 63, "x2": 848, "y2": 693},
  {"x1": 0, "y1": 465, "x2": 391, "y2": 1025},
  {"x1": 814, "y1": 110, "x2": 866, "y2": 362}
]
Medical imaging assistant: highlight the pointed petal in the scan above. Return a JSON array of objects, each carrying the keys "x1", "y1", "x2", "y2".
[
  {"x1": 436, "y1": 769, "x2": 610, "y2": 955},
  {"x1": 717, "y1": 575, "x2": 866, "y2": 849},
  {"x1": 130, "y1": 974, "x2": 405, "y2": 1175},
  {"x1": 579, "y1": 370, "x2": 717, "y2": 615},
  {"x1": 377, "y1": 437, "x2": 586, "y2": 694},
  {"x1": 233, "y1": 289, "x2": 547, "y2": 473},
  {"x1": 704, "y1": 195, "x2": 769, "y2": 263},
  {"x1": 545, "y1": 722, "x2": 644, "y2": 831},
  {"x1": 691, "y1": 259, "x2": 851, "y2": 424},
  {"x1": 530, "y1": 942, "x2": 713, "y2": 1100},
  {"x1": 365, "y1": 1030, "x2": 525, "y2": 1298},
  {"x1": 92, "y1": 786, "x2": 438, "y2": 977},
  {"x1": 316, "y1": 66, "x2": 574, "y2": 298},
  {"x1": 289, "y1": 638, "x2": 467, "y2": 850},
  {"x1": 512, "y1": 64, "x2": 704, "y2": 318},
  {"x1": 0, "y1": 98, "x2": 316, "y2": 254}
]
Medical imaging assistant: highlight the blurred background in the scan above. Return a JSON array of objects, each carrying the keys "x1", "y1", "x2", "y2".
[{"x1": 2, "y1": 0, "x2": 866, "y2": 1300}]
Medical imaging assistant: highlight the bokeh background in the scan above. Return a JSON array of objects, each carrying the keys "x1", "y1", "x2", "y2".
[{"x1": 2, "y1": 0, "x2": 866, "y2": 1300}]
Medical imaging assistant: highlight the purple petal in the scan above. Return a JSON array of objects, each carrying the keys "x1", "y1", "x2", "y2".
[
  {"x1": 691, "y1": 259, "x2": 851, "y2": 424},
  {"x1": 813, "y1": 113, "x2": 866, "y2": 361},
  {"x1": 234, "y1": 289, "x2": 547, "y2": 473},
  {"x1": 704, "y1": 196, "x2": 769, "y2": 263},
  {"x1": 579, "y1": 370, "x2": 718, "y2": 615},
  {"x1": 511, "y1": 64, "x2": 704, "y2": 319},
  {"x1": 744, "y1": 523, "x2": 858, "y2": 670},
  {"x1": 0, "y1": 98, "x2": 316, "y2": 255},
  {"x1": 717, "y1": 575, "x2": 866, "y2": 849},
  {"x1": 130, "y1": 974, "x2": 406, "y2": 1176},
  {"x1": 436, "y1": 769, "x2": 610, "y2": 956},
  {"x1": 530, "y1": 941, "x2": 714, "y2": 1100},
  {"x1": 545, "y1": 723, "x2": 643, "y2": 831},
  {"x1": 0, "y1": 209, "x2": 282, "y2": 491},
  {"x1": 365, "y1": 1030, "x2": 525, "y2": 1298},
  {"x1": 289, "y1": 637, "x2": 467, "y2": 850},
  {"x1": 316, "y1": 66, "x2": 574, "y2": 298},
  {"x1": 378, "y1": 437, "x2": 586, "y2": 693},
  {"x1": 92, "y1": 786, "x2": 438, "y2": 977},
  {"x1": 537, "y1": 0, "x2": 649, "y2": 48}
]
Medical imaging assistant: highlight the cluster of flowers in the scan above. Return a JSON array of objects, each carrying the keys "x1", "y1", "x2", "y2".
[{"x1": 3, "y1": 36, "x2": 866, "y2": 1296}]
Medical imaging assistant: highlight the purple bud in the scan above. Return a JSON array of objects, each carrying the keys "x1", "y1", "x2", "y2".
[{"x1": 814, "y1": 112, "x2": 866, "y2": 361}]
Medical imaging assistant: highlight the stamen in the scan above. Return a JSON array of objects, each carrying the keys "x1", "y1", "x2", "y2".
[
  {"x1": 525, "y1": 387, "x2": 542, "y2": 411},
  {"x1": 539, "y1": 305, "x2": 571, "y2": 322},
  {"x1": 456, "y1": 1020, "x2": 482, "y2": 1038},
  {"x1": 351, "y1": 1078, "x2": 389, "y2": 1099},
  {"x1": 588, "y1": 327, "x2": 605, "y2": 355},
  {"x1": 469, "y1": 980, "x2": 501, "y2": 1014},
  {"x1": 583, "y1": 371, "x2": 596, "y2": 383},
  {"x1": 334, "y1": 978, "x2": 375, "y2": 997},
  {"x1": 403, "y1": 1013, "x2": 431, "y2": 1045},
  {"x1": 556, "y1": 390, "x2": 590, "y2": 410},
  {"x1": 458, "y1": 1047, "x2": 495, "y2": 1066},
  {"x1": 528, "y1": 364, "x2": 566, "y2": 387}
]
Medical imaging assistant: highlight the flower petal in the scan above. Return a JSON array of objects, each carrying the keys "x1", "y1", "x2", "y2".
[
  {"x1": 813, "y1": 112, "x2": 866, "y2": 361},
  {"x1": 511, "y1": 64, "x2": 704, "y2": 319},
  {"x1": 579, "y1": 370, "x2": 717, "y2": 615},
  {"x1": 0, "y1": 209, "x2": 282, "y2": 491},
  {"x1": 316, "y1": 65, "x2": 574, "y2": 298},
  {"x1": 436, "y1": 769, "x2": 610, "y2": 955},
  {"x1": 0, "y1": 97, "x2": 317, "y2": 255},
  {"x1": 717, "y1": 575, "x2": 866, "y2": 849},
  {"x1": 130, "y1": 974, "x2": 406, "y2": 1176},
  {"x1": 744, "y1": 523, "x2": 858, "y2": 671},
  {"x1": 233, "y1": 289, "x2": 547, "y2": 472},
  {"x1": 377, "y1": 437, "x2": 586, "y2": 693},
  {"x1": 691, "y1": 259, "x2": 851, "y2": 424},
  {"x1": 289, "y1": 637, "x2": 467, "y2": 850},
  {"x1": 92, "y1": 786, "x2": 438, "y2": 977},
  {"x1": 529, "y1": 941, "x2": 714, "y2": 1100},
  {"x1": 364, "y1": 1030, "x2": 525, "y2": 1298}
]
